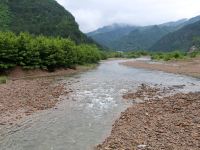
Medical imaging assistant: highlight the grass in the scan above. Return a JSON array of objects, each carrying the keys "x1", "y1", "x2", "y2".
[{"x1": 0, "y1": 76, "x2": 7, "y2": 84}]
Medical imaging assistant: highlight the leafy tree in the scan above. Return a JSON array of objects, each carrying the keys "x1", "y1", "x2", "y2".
[
  {"x1": 0, "y1": 32, "x2": 103, "y2": 72},
  {"x1": 0, "y1": 32, "x2": 18, "y2": 71}
]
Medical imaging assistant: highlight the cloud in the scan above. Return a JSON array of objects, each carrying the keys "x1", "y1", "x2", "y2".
[{"x1": 56, "y1": 0, "x2": 200, "y2": 32}]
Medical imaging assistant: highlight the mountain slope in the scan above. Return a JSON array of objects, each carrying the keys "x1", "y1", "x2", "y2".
[
  {"x1": 111, "y1": 25, "x2": 173, "y2": 51},
  {"x1": 88, "y1": 24, "x2": 174, "y2": 51},
  {"x1": 150, "y1": 20, "x2": 200, "y2": 51},
  {"x1": 88, "y1": 16, "x2": 200, "y2": 51},
  {"x1": 87, "y1": 24, "x2": 137, "y2": 49},
  {"x1": 0, "y1": 0, "x2": 91, "y2": 43}
]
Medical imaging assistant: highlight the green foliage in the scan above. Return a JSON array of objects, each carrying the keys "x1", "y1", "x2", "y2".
[
  {"x1": 0, "y1": 32, "x2": 102, "y2": 71},
  {"x1": 99, "y1": 51, "x2": 108, "y2": 60},
  {"x1": 151, "y1": 51, "x2": 187, "y2": 61},
  {"x1": 0, "y1": 0, "x2": 93, "y2": 44},
  {"x1": 89, "y1": 16, "x2": 200, "y2": 52},
  {"x1": 112, "y1": 26, "x2": 172, "y2": 51},
  {"x1": 77, "y1": 44, "x2": 101, "y2": 64},
  {"x1": 126, "y1": 51, "x2": 148, "y2": 58},
  {"x1": 151, "y1": 20, "x2": 200, "y2": 51},
  {"x1": 0, "y1": 2, "x2": 11, "y2": 31},
  {"x1": 0, "y1": 32, "x2": 18, "y2": 70},
  {"x1": 188, "y1": 51, "x2": 200, "y2": 58},
  {"x1": 0, "y1": 76, "x2": 7, "y2": 84},
  {"x1": 100, "y1": 49, "x2": 200, "y2": 61},
  {"x1": 105, "y1": 52, "x2": 125, "y2": 58},
  {"x1": 88, "y1": 25, "x2": 176, "y2": 51}
]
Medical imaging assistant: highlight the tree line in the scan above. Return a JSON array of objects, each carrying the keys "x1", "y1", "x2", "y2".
[{"x1": 0, "y1": 32, "x2": 106, "y2": 72}]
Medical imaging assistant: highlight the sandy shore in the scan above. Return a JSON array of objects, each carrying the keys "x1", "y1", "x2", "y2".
[
  {"x1": 122, "y1": 57, "x2": 200, "y2": 78},
  {"x1": 96, "y1": 85, "x2": 200, "y2": 150},
  {"x1": 0, "y1": 65, "x2": 95, "y2": 125}
]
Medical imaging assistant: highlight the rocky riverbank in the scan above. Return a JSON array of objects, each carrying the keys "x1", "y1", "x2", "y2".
[
  {"x1": 0, "y1": 65, "x2": 96, "y2": 126},
  {"x1": 122, "y1": 57, "x2": 200, "y2": 78},
  {"x1": 0, "y1": 79, "x2": 67, "y2": 125},
  {"x1": 96, "y1": 85, "x2": 200, "y2": 150}
]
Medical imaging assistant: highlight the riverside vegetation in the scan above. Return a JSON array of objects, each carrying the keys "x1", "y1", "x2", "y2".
[
  {"x1": 107, "y1": 50, "x2": 200, "y2": 61},
  {"x1": 0, "y1": 31, "x2": 106, "y2": 124},
  {"x1": 0, "y1": 32, "x2": 106, "y2": 74}
]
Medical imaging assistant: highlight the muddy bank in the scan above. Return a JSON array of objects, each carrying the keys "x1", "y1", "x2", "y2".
[
  {"x1": 7, "y1": 65, "x2": 96, "y2": 80},
  {"x1": 96, "y1": 85, "x2": 200, "y2": 150},
  {"x1": 0, "y1": 65, "x2": 96, "y2": 126},
  {"x1": 122, "y1": 57, "x2": 200, "y2": 78}
]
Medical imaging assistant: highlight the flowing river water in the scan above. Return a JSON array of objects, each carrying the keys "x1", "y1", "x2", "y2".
[{"x1": 0, "y1": 59, "x2": 200, "y2": 150}]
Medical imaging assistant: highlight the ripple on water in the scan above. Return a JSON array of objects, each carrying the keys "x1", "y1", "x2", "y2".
[{"x1": 1, "y1": 59, "x2": 200, "y2": 150}]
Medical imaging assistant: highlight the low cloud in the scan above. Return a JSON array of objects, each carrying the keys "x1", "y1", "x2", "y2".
[{"x1": 57, "y1": 0, "x2": 200, "y2": 32}]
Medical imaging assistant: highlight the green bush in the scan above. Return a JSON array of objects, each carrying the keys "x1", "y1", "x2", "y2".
[
  {"x1": 188, "y1": 51, "x2": 200, "y2": 58},
  {"x1": 126, "y1": 51, "x2": 148, "y2": 58},
  {"x1": 151, "y1": 51, "x2": 186, "y2": 61},
  {"x1": 0, "y1": 31, "x2": 102, "y2": 72},
  {"x1": 77, "y1": 44, "x2": 101, "y2": 64}
]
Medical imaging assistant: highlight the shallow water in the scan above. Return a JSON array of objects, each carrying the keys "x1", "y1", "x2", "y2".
[{"x1": 0, "y1": 59, "x2": 200, "y2": 150}]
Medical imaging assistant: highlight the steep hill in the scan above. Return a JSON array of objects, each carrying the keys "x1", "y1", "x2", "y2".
[
  {"x1": 88, "y1": 16, "x2": 200, "y2": 51},
  {"x1": 0, "y1": 0, "x2": 91, "y2": 43},
  {"x1": 150, "y1": 20, "x2": 200, "y2": 51},
  {"x1": 87, "y1": 24, "x2": 137, "y2": 49},
  {"x1": 111, "y1": 25, "x2": 172, "y2": 51}
]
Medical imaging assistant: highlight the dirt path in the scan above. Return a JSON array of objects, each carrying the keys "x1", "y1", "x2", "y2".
[
  {"x1": 122, "y1": 57, "x2": 200, "y2": 78},
  {"x1": 96, "y1": 85, "x2": 200, "y2": 150}
]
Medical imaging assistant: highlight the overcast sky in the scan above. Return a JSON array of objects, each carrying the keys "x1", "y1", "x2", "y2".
[{"x1": 56, "y1": 0, "x2": 200, "y2": 33}]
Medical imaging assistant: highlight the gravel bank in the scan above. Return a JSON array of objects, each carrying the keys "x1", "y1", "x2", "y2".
[
  {"x1": 0, "y1": 79, "x2": 67, "y2": 125},
  {"x1": 0, "y1": 65, "x2": 96, "y2": 125},
  {"x1": 122, "y1": 57, "x2": 200, "y2": 78},
  {"x1": 96, "y1": 86, "x2": 200, "y2": 150}
]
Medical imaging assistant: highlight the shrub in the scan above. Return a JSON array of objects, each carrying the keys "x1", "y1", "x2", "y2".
[{"x1": 0, "y1": 31, "x2": 102, "y2": 72}]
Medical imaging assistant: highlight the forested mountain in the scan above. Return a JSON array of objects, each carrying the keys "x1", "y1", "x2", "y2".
[
  {"x1": 87, "y1": 24, "x2": 137, "y2": 49},
  {"x1": 88, "y1": 15, "x2": 200, "y2": 51},
  {"x1": 150, "y1": 20, "x2": 200, "y2": 51},
  {"x1": 0, "y1": 0, "x2": 92, "y2": 43},
  {"x1": 110, "y1": 25, "x2": 173, "y2": 51}
]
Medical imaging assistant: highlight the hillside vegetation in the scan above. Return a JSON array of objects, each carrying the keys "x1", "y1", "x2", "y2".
[
  {"x1": 111, "y1": 25, "x2": 172, "y2": 51},
  {"x1": 88, "y1": 16, "x2": 200, "y2": 52},
  {"x1": 150, "y1": 20, "x2": 200, "y2": 51},
  {"x1": 0, "y1": 0, "x2": 92, "y2": 44}
]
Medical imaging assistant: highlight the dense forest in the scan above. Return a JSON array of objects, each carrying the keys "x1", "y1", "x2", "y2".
[
  {"x1": 0, "y1": 32, "x2": 105, "y2": 72},
  {"x1": 0, "y1": 0, "x2": 94, "y2": 44}
]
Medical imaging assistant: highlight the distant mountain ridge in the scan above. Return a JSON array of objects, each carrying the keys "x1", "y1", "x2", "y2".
[
  {"x1": 88, "y1": 15, "x2": 200, "y2": 51},
  {"x1": 87, "y1": 24, "x2": 137, "y2": 49},
  {"x1": 150, "y1": 20, "x2": 200, "y2": 51},
  {"x1": 0, "y1": 0, "x2": 93, "y2": 44},
  {"x1": 111, "y1": 25, "x2": 172, "y2": 51}
]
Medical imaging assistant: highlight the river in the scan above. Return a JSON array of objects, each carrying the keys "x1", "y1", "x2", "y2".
[{"x1": 0, "y1": 59, "x2": 200, "y2": 150}]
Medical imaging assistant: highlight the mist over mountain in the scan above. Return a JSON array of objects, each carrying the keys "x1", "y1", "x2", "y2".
[
  {"x1": 87, "y1": 24, "x2": 137, "y2": 49},
  {"x1": 150, "y1": 19, "x2": 200, "y2": 51},
  {"x1": 88, "y1": 15, "x2": 200, "y2": 51}
]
